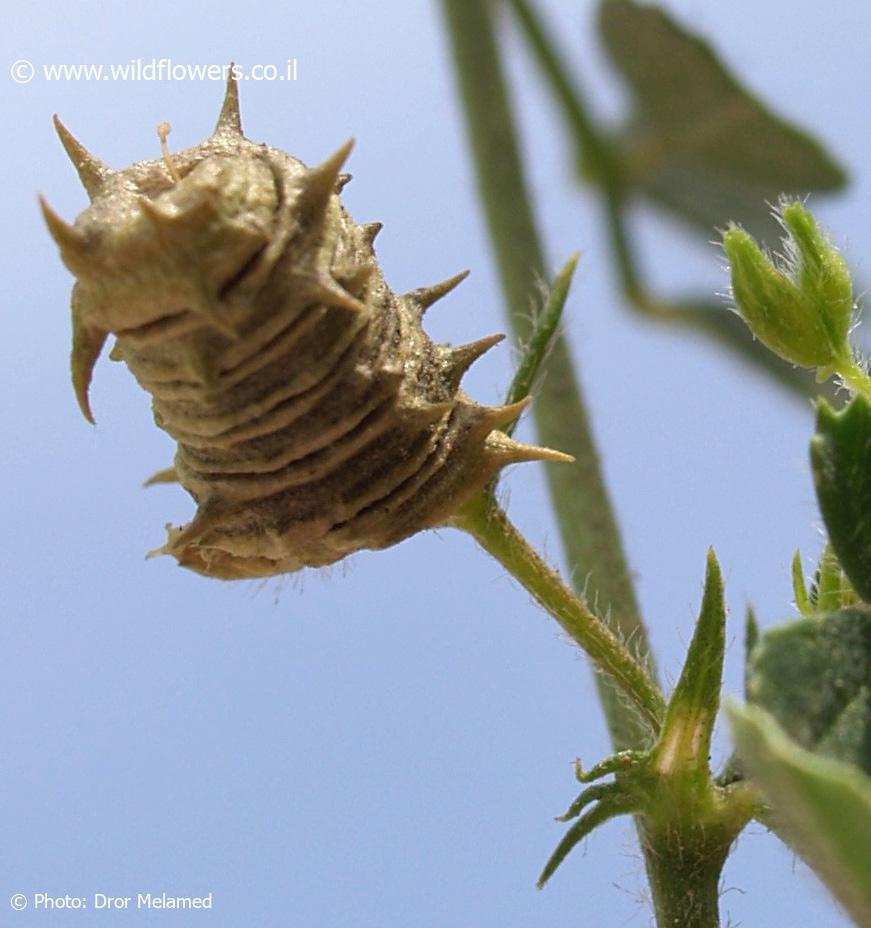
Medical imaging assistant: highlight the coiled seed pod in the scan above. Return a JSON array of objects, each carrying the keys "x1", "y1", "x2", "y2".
[{"x1": 42, "y1": 73, "x2": 569, "y2": 579}]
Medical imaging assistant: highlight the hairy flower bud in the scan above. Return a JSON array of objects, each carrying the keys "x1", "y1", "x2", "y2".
[{"x1": 723, "y1": 201, "x2": 853, "y2": 371}]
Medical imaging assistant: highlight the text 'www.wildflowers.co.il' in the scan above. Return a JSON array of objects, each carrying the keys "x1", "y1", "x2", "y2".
[{"x1": 10, "y1": 59, "x2": 298, "y2": 85}]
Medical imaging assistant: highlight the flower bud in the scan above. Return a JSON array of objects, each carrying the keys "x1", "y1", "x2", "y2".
[{"x1": 722, "y1": 202, "x2": 853, "y2": 370}]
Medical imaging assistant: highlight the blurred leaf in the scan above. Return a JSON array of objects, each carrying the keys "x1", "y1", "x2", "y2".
[
  {"x1": 746, "y1": 608, "x2": 871, "y2": 774},
  {"x1": 812, "y1": 397, "x2": 871, "y2": 602},
  {"x1": 505, "y1": 0, "x2": 849, "y2": 405},
  {"x1": 598, "y1": 0, "x2": 847, "y2": 240},
  {"x1": 744, "y1": 605, "x2": 759, "y2": 693},
  {"x1": 729, "y1": 703, "x2": 871, "y2": 928}
]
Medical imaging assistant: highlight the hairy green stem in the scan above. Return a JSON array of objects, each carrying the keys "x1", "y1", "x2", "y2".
[
  {"x1": 837, "y1": 357, "x2": 871, "y2": 404},
  {"x1": 642, "y1": 827, "x2": 728, "y2": 928},
  {"x1": 440, "y1": 0, "x2": 656, "y2": 753},
  {"x1": 451, "y1": 494, "x2": 665, "y2": 732}
]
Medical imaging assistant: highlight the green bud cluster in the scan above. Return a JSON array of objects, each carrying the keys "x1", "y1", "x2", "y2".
[{"x1": 723, "y1": 201, "x2": 854, "y2": 372}]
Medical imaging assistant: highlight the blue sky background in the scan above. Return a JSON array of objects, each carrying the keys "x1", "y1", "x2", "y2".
[{"x1": 2, "y1": 0, "x2": 869, "y2": 925}]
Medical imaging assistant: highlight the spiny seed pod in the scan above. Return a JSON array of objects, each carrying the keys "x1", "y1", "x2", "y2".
[{"x1": 42, "y1": 74, "x2": 569, "y2": 580}]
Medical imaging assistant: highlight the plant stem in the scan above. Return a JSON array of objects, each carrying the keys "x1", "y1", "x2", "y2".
[
  {"x1": 837, "y1": 357, "x2": 871, "y2": 404},
  {"x1": 505, "y1": 0, "x2": 606, "y2": 173},
  {"x1": 642, "y1": 827, "x2": 728, "y2": 928},
  {"x1": 440, "y1": 0, "x2": 656, "y2": 752},
  {"x1": 603, "y1": 187, "x2": 646, "y2": 306},
  {"x1": 451, "y1": 494, "x2": 665, "y2": 732}
]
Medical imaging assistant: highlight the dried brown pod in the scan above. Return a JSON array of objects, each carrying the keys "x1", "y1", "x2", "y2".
[{"x1": 42, "y1": 73, "x2": 569, "y2": 579}]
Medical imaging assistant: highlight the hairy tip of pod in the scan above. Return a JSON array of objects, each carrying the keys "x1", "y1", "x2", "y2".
[
  {"x1": 306, "y1": 270, "x2": 368, "y2": 314},
  {"x1": 485, "y1": 428, "x2": 575, "y2": 466},
  {"x1": 212, "y1": 65, "x2": 243, "y2": 137},
  {"x1": 71, "y1": 314, "x2": 108, "y2": 425},
  {"x1": 334, "y1": 260, "x2": 377, "y2": 296},
  {"x1": 476, "y1": 397, "x2": 533, "y2": 435},
  {"x1": 470, "y1": 396, "x2": 574, "y2": 465},
  {"x1": 442, "y1": 334, "x2": 505, "y2": 388},
  {"x1": 39, "y1": 195, "x2": 86, "y2": 268},
  {"x1": 136, "y1": 192, "x2": 169, "y2": 225},
  {"x1": 143, "y1": 466, "x2": 179, "y2": 488},
  {"x1": 52, "y1": 115, "x2": 111, "y2": 200},
  {"x1": 477, "y1": 396, "x2": 574, "y2": 465},
  {"x1": 405, "y1": 270, "x2": 470, "y2": 316},
  {"x1": 296, "y1": 139, "x2": 355, "y2": 226},
  {"x1": 475, "y1": 396, "x2": 574, "y2": 463},
  {"x1": 359, "y1": 222, "x2": 383, "y2": 248},
  {"x1": 39, "y1": 194, "x2": 72, "y2": 242},
  {"x1": 40, "y1": 198, "x2": 105, "y2": 421}
]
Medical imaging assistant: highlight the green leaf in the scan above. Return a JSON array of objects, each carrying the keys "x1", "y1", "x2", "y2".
[
  {"x1": 746, "y1": 607, "x2": 871, "y2": 775},
  {"x1": 503, "y1": 252, "x2": 579, "y2": 436},
  {"x1": 655, "y1": 550, "x2": 725, "y2": 774},
  {"x1": 556, "y1": 782, "x2": 617, "y2": 822},
  {"x1": 792, "y1": 551, "x2": 813, "y2": 617},
  {"x1": 598, "y1": 0, "x2": 847, "y2": 239},
  {"x1": 538, "y1": 783, "x2": 640, "y2": 888},
  {"x1": 810, "y1": 544, "x2": 856, "y2": 614},
  {"x1": 728, "y1": 702, "x2": 871, "y2": 928},
  {"x1": 812, "y1": 397, "x2": 871, "y2": 602},
  {"x1": 573, "y1": 749, "x2": 647, "y2": 784}
]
